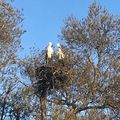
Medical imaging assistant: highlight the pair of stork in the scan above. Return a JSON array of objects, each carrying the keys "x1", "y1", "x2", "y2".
[{"x1": 46, "y1": 42, "x2": 64, "y2": 64}]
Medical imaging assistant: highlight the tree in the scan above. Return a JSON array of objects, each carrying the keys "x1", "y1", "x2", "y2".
[
  {"x1": 21, "y1": 47, "x2": 77, "y2": 119},
  {"x1": 0, "y1": 0, "x2": 24, "y2": 69},
  {"x1": 58, "y1": 2, "x2": 120, "y2": 119},
  {"x1": 0, "y1": 0, "x2": 25, "y2": 119}
]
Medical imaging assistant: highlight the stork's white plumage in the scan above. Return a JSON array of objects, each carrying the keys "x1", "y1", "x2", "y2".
[
  {"x1": 57, "y1": 43, "x2": 64, "y2": 60},
  {"x1": 46, "y1": 42, "x2": 53, "y2": 64},
  {"x1": 47, "y1": 42, "x2": 53, "y2": 58}
]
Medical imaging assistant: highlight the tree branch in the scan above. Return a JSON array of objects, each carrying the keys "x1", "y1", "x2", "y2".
[{"x1": 75, "y1": 104, "x2": 112, "y2": 114}]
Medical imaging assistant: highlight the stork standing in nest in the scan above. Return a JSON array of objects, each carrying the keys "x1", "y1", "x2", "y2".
[
  {"x1": 46, "y1": 42, "x2": 53, "y2": 65},
  {"x1": 56, "y1": 43, "x2": 65, "y2": 65}
]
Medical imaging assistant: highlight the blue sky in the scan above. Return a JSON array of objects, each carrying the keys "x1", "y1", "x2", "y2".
[{"x1": 12, "y1": 0, "x2": 120, "y2": 56}]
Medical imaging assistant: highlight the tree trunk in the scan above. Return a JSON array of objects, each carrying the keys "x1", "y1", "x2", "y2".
[
  {"x1": 41, "y1": 97, "x2": 47, "y2": 120},
  {"x1": 15, "y1": 113, "x2": 20, "y2": 120},
  {"x1": 0, "y1": 98, "x2": 6, "y2": 120}
]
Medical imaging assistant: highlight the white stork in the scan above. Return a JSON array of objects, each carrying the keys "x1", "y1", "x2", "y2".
[
  {"x1": 56, "y1": 43, "x2": 65, "y2": 61},
  {"x1": 46, "y1": 42, "x2": 53, "y2": 64}
]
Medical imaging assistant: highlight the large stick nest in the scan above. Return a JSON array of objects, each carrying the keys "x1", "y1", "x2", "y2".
[{"x1": 34, "y1": 64, "x2": 68, "y2": 98}]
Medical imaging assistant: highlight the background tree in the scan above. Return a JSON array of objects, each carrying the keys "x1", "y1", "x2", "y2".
[
  {"x1": 58, "y1": 2, "x2": 120, "y2": 119},
  {"x1": 0, "y1": 0, "x2": 27, "y2": 119}
]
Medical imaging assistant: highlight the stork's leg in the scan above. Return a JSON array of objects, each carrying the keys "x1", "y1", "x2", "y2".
[
  {"x1": 47, "y1": 58, "x2": 51, "y2": 65},
  {"x1": 58, "y1": 59, "x2": 64, "y2": 66},
  {"x1": 45, "y1": 53, "x2": 48, "y2": 64}
]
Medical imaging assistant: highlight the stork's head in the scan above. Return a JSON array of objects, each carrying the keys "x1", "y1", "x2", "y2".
[
  {"x1": 57, "y1": 43, "x2": 60, "y2": 48},
  {"x1": 48, "y1": 42, "x2": 52, "y2": 46}
]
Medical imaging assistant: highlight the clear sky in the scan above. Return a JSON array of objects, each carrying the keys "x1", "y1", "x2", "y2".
[{"x1": 12, "y1": 0, "x2": 120, "y2": 56}]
